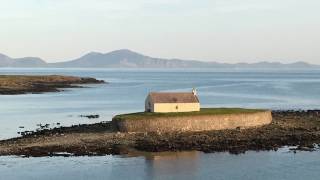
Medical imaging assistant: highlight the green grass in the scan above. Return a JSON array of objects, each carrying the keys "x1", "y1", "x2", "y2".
[{"x1": 113, "y1": 108, "x2": 267, "y2": 121}]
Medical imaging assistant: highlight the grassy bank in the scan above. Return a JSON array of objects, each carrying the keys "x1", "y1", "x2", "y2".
[{"x1": 114, "y1": 108, "x2": 267, "y2": 120}]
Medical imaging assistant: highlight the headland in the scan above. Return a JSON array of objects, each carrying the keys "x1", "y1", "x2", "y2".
[{"x1": 0, "y1": 75, "x2": 105, "y2": 95}]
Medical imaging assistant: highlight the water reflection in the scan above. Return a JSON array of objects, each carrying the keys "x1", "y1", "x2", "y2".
[
  {"x1": 0, "y1": 149, "x2": 320, "y2": 180},
  {"x1": 147, "y1": 151, "x2": 199, "y2": 179}
]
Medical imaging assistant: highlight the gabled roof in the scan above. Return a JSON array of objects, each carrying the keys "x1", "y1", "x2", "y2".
[{"x1": 148, "y1": 92, "x2": 199, "y2": 103}]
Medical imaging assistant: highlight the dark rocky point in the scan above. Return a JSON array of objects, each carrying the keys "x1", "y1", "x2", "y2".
[{"x1": 0, "y1": 75, "x2": 105, "y2": 95}]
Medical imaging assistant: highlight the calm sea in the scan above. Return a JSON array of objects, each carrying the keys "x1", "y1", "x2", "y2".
[
  {"x1": 1, "y1": 149, "x2": 320, "y2": 180},
  {"x1": 0, "y1": 68, "x2": 320, "y2": 179}
]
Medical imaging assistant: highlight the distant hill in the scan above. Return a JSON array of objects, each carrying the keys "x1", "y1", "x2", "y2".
[
  {"x1": 51, "y1": 49, "x2": 214, "y2": 68},
  {"x1": 0, "y1": 53, "x2": 47, "y2": 67},
  {"x1": 0, "y1": 49, "x2": 319, "y2": 69}
]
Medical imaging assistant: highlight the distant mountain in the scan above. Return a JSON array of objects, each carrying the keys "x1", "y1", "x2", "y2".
[
  {"x1": 0, "y1": 49, "x2": 319, "y2": 69},
  {"x1": 51, "y1": 49, "x2": 212, "y2": 68},
  {"x1": 51, "y1": 49, "x2": 320, "y2": 69},
  {"x1": 0, "y1": 54, "x2": 12, "y2": 67},
  {"x1": 0, "y1": 54, "x2": 46, "y2": 67}
]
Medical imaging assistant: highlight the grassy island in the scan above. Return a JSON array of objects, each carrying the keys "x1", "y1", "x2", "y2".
[{"x1": 114, "y1": 108, "x2": 266, "y2": 121}]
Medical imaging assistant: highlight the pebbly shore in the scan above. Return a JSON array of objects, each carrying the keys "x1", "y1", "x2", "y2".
[{"x1": 0, "y1": 110, "x2": 319, "y2": 157}]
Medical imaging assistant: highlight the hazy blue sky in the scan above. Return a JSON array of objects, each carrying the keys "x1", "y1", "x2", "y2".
[{"x1": 0, "y1": 0, "x2": 319, "y2": 63}]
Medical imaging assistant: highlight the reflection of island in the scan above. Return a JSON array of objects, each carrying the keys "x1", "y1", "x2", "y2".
[
  {"x1": 139, "y1": 151, "x2": 201, "y2": 179},
  {"x1": 143, "y1": 151, "x2": 200, "y2": 161}
]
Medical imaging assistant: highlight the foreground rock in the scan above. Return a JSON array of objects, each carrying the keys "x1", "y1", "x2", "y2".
[
  {"x1": 0, "y1": 110, "x2": 320, "y2": 157},
  {"x1": 0, "y1": 75, "x2": 105, "y2": 95}
]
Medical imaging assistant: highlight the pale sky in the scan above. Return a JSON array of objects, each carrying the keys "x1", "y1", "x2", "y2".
[{"x1": 0, "y1": 0, "x2": 319, "y2": 64}]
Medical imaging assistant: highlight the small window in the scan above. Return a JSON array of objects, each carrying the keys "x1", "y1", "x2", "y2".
[{"x1": 176, "y1": 105, "x2": 178, "y2": 110}]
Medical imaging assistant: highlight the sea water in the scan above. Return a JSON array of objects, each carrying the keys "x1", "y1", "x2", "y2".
[
  {"x1": 1, "y1": 68, "x2": 320, "y2": 139},
  {"x1": 0, "y1": 149, "x2": 320, "y2": 180},
  {"x1": 0, "y1": 68, "x2": 320, "y2": 179}
]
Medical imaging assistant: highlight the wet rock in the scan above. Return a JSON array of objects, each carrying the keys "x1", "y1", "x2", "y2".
[{"x1": 79, "y1": 115, "x2": 100, "y2": 119}]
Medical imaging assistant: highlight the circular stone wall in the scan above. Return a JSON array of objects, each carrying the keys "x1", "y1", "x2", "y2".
[{"x1": 113, "y1": 111, "x2": 272, "y2": 132}]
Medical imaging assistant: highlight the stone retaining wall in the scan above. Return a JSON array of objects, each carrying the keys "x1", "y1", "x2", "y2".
[{"x1": 113, "y1": 111, "x2": 272, "y2": 132}]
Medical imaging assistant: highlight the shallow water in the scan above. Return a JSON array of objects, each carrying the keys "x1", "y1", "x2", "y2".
[
  {"x1": 1, "y1": 68, "x2": 320, "y2": 179},
  {"x1": 1, "y1": 68, "x2": 320, "y2": 139},
  {"x1": 0, "y1": 148, "x2": 320, "y2": 180}
]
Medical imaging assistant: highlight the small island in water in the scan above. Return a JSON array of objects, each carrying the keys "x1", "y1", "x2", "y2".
[
  {"x1": 0, "y1": 108, "x2": 319, "y2": 157},
  {"x1": 0, "y1": 80, "x2": 319, "y2": 157},
  {"x1": 0, "y1": 75, "x2": 105, "y2": 95}
]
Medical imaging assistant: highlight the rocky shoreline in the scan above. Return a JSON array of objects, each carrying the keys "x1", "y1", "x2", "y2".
[
  {"x1": 0, "y1": 110, "x2": 319, "y2": 157},
  {"x1": 0, "y1": 75, "x2": 105, "y2": 95}
]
